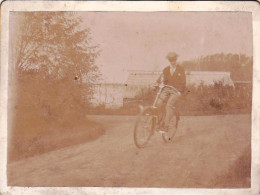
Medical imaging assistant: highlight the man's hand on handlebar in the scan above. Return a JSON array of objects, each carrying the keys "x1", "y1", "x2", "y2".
[{"x1": 150, "y1": 83, "x2": 159, "y2": 91}]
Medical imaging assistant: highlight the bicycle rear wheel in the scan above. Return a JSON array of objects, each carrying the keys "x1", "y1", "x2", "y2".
[
  {"x1": 162, "y1": 115, "x2": 179, "y2": 143},
  {"x1": 134, "y1": 107, "x2": 155, "y2": 148}
]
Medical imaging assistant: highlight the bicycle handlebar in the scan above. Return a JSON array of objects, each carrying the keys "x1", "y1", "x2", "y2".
[
  {"x1": 150, "y1": 83, "x2": 181, "y2": 95},
  {"x1": 150, "y1": 83, "x2": 176, "y2": 90}
]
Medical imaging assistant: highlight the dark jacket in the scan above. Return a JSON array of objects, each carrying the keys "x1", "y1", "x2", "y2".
[{"x1": 157, "y1": 65, "x2": 186, "y2": 93}]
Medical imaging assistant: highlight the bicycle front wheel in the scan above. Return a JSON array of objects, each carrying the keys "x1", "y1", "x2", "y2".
[{"x1": 134, "y1": 107, "x2": 155, "y2": 148}]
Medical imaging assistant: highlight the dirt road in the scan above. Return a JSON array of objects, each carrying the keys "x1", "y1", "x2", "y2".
[{"x1": 8, "y1": 114, "x2": 251, "y2": 187}]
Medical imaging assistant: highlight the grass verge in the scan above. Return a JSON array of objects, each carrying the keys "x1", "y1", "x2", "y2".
[
  {"x1": 8, "y1": 118, "x2": 105, "y2": 162},
  {"x1": 210, "y1": 145, "x2": 251, "y2": 188}
]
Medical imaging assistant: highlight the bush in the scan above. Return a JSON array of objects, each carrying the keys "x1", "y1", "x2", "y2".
[
  {"x1": 8, "y1": 71, "x2": 105, "y2": 162},
  {"x1": 89, "y1": 81, "x2": 252, "y2": 116},
  {"x1": 178, "y1": 81, "x2": 252, "y2": 115}
]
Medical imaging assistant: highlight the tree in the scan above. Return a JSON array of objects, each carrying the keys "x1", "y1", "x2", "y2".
[
  {"x1": 12, "y1": 12, "x2": 100, "y2": 119},
  {"x1": 14, "y1": 12, "x2": 100, "y2": 84}
]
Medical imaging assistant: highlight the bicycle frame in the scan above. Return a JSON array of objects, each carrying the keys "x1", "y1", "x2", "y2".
[{"x1": 133, "y1": 83, "x2": 181, "y2": 147}]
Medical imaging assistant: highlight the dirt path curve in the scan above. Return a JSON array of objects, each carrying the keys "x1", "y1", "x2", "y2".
[{"x1": 8, "y1": 115, "x2": 251, "y2": 187}]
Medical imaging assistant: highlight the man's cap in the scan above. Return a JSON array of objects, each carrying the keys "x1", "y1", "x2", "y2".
[{"x1": 166, "y1": 52, "x2": 179, "y2": 59}]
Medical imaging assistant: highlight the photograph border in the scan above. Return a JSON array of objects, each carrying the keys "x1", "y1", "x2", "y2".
[{"x1": 1, "y1": 1, "x2": 260, "y2": 194}]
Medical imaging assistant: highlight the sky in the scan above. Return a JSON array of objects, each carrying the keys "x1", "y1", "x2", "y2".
[{"x1": 79, "y1": 12, "x2": 253, "y2": 83}]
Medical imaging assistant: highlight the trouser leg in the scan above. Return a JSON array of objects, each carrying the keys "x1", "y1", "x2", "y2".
[
  {"x1": 155, "y1": 97, "x2": 164, "y2": 108},
  {"x1": 155, "y1": 89, "x2": 168, "y2": 108},
  {"x1": 155, "y1": 90, "x2": 168, "y2": 123},
  {"x1": 164, "y1": 93, "x2": 180, "y2": 126}
]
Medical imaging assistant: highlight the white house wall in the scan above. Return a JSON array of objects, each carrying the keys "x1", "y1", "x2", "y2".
[{"x1": 91, "y1": 84, "x2": 125, "y2": 108}]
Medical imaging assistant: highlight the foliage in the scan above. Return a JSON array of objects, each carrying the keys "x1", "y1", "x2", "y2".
[
  {"x1": 181, "y1": 53, "x2": 253, "y2": 81},
  {"x1": 9, "y1": 12, "x2": 102, "y2": 162},
  {"x1": 14, "y1": 12, "x2": 100, "y2": 83},
  {"x1": 12, "y1": 12, "x2": 101, "y2": 118},
  {"x1": 177, "y1": 81, "x2": 252, "y2": 115},
  {"x1": 90, "y1": 81, "x2": 252, "y2": 116}
]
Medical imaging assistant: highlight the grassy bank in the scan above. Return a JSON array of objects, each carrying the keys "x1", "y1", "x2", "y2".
[
  {"x1": 8, "y1": 118, "x2": 105, "y2": 162},
  {"x1": 210, "y1": 145, "x2": 251, "y2": 188},
  {"x1": 8, "y1": 73, "x2": 105, "y2": 163}
]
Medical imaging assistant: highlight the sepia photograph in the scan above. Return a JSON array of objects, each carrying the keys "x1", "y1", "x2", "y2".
[{"x1": 1, "y1": 1, "x2": 260, "y2": 194}]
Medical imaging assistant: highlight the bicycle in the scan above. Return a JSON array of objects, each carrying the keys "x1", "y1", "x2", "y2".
[{"x1": 133, "y1": 83, "x2": 181, "y2": 148}]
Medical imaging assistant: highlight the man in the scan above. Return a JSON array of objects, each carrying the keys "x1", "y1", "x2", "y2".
[{"x1": 156, "y1": 52, "x2": 186, "y2": 132}]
